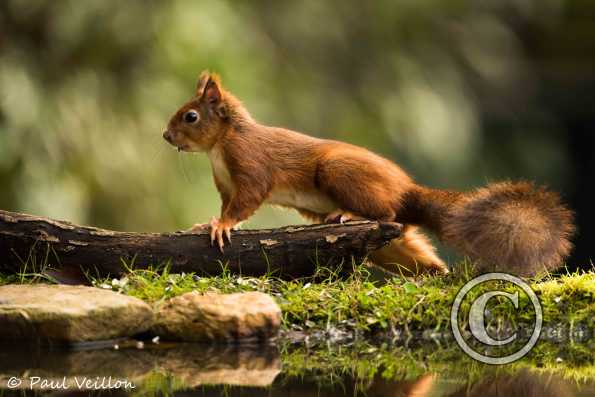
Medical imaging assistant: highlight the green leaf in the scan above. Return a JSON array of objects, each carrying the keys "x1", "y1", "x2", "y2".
[{"x1": 403, "y1": 282, "x2": 419, "y2": 294}]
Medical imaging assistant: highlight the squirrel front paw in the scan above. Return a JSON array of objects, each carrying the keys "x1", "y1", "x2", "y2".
[
  {"x1": 209, "y1": 217, "x2": 235, "y2": 253},
  {"x1": 188, "y1": 217, "x2": 234, "y2": 252}
]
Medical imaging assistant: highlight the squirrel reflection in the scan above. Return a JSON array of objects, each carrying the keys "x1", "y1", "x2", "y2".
[
  {"x1": 368, "y1": 373, "x2": 435, "y2": 397},
  {"x1": 368, "y1": 369, "x2": 572, "y2": 397},
  {"x1": 445, "y1": 369, "x2": 572, "y2": 397}
]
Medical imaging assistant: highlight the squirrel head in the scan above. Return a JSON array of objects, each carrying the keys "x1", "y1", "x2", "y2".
[{"x1": 163, "y1": 71, "x2": 231, "y2": 152}]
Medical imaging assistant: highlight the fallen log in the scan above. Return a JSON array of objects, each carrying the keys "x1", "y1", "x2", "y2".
[{"x1": 0, "y1": 210, "x2": 401, "y2": 279}]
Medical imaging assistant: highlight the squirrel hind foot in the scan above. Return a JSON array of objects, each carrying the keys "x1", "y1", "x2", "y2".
[
  {"x1": 324, "y1": 209, "x2": 366, "y2": 224},
  {"x1": 369, "y1": 226, "x2": 449, "y2": 277}
]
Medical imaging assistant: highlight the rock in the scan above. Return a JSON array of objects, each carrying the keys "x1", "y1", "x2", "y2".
[
  {"x1": 0, "y1": 284, "x2": 154, "y2": 343},
  {"x1": 152, "y1": 291, "x2": 281, "y2": 342}
]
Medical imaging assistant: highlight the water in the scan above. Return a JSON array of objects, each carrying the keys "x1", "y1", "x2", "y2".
[{"x1": 0, "y1": 341, "x2": 593, "y2": 396}]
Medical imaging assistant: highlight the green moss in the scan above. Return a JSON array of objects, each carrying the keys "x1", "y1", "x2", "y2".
[{"x1": 87, "y1": 263, "x2": 595, "y2": 339}]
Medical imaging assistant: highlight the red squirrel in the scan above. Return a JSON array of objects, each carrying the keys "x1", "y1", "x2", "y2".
[{"x1": 163, "y1": 71, "x2": 574, "y2": 276}]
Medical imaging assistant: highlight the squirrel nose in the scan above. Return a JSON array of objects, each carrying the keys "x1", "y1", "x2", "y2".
[{"x1": 163, "y1": 130, "x2": 172, "y2": 142}]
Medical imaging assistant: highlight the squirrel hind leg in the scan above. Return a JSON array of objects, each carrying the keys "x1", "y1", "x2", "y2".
[{"x1": 369, "y1": 225, "x2": 449, "y2": 276}]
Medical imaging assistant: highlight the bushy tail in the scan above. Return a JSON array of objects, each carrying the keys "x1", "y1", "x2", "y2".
[{"x1": 410, "y1": 182, "x2": 575, "y2": 276}]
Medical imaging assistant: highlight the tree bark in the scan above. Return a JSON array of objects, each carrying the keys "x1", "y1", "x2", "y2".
[{"x1": 0, "y1": 210, "x2": 401, "y2": 279}]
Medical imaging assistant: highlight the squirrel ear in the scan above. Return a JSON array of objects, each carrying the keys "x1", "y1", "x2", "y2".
[
  {"x1": 196, "y1": 71, "x2": 210, "y2": 96},
  {"x1": 202, "y1": 76, "x2": 222, "y2": 105},
  {"x1": 201, "y1": 75, "x2": 228, "y2": 119}
]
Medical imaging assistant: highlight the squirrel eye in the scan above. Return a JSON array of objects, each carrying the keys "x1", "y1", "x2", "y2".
[{"x1": 183, "y1": 110, "x2": 199, "y2": 124}]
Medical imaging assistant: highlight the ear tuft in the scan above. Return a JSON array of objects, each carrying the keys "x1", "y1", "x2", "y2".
[
  {"x1": 196, "y1": 70, "x2": 210, "y2": 96},
  {"x1": 202, "y1": 75, "x2": 223, "y2": 105}
]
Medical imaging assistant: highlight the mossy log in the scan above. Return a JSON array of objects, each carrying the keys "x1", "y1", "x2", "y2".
[{"x1": 0, "y1": 210, "x2": 401, "y2": 279}]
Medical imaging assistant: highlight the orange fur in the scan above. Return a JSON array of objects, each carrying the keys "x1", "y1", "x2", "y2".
[
  {"x1": 371, "y1": 226, "x2": 448, "y2": 276},
  {"x1": 163, "y1": 72, "x2": 574, "y2": 276},
  {"x1": 447, "y1": 369, "x2": 572, "y2": 397}
]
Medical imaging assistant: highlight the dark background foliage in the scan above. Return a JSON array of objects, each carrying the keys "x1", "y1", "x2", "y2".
[{"x1": 0, "y1": 0, "x2": 593, "y2": 270}]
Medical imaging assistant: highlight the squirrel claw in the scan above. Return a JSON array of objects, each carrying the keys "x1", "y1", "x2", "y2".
[
  {"x1": 216, "y1": 230, "x2": 225, "y2": 253},
  {"x1": 209, "y1": 217, "x2": 233, "y2": 253},
  {"x1": 209, "y1": 217, "x2": 220, "y2": 247},
  {"x1": 214, "y1": 226, "x2": 232, "y2": 253}
]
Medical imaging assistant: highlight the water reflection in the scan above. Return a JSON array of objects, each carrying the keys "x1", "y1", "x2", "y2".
[
  {"x1": 445, "y1": 369, "x2": 573, "y2": 397},
  {"x1": 0, "y1": 342, "x2": 280, "y2": 392},
  {"x1": 0, "y1": 342, "x2": 591, "y2": 396}
]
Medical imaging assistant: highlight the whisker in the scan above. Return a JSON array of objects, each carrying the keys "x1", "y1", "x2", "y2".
[
  {"x1": 178, "y1": 152, "x2": 194, "y2": 184},
  {"x1": 149, "y1": 141, "x2": 166, "y2": 161}
]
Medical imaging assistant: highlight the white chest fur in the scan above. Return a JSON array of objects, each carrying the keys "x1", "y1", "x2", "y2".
[{"x1": 207, "y1": 146, "x2": 234, "y2": 193}]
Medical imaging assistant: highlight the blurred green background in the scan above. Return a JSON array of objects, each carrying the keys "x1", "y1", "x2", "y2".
[{"x1": 1, "y1": 1, "x2": 593, "y2": 268}]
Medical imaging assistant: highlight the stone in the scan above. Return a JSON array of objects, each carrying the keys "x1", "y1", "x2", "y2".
[
  {"x1": 152, "y1": 291, "x2": 281, "y2": 342},
  {"x1": 0, "y1": 284, "x2": 154, "y2": 343}
]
